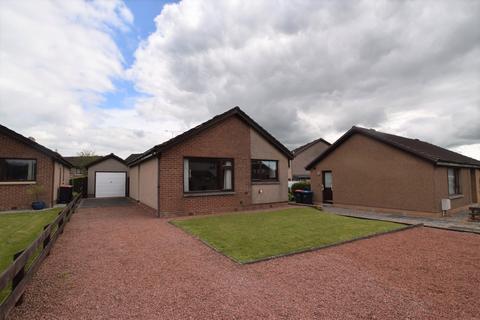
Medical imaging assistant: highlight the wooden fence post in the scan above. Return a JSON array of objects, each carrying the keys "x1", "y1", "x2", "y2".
[
  {"x1": 58, "y1": 215, "x2": 64, "y2": 234},
  {"x1": 12, "y1": 251, "x2": 25, "y2": 306},
  {"x1": 43, "y1": 225, "x2": 51, "y2": 256}
]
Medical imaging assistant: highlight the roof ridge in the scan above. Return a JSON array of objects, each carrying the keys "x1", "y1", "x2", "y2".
[
  {"x1": 306, "y1": 126, "x2": 480, "y2": 170},
  {"x1": 292, "y1": 137, "x2": 331, "y2": 154},
  {"x1": 129, "y1": 106, "x2": 293, "y2": 166}
]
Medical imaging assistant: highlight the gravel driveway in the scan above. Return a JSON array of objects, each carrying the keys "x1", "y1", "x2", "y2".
[{"x1": 9, "y1": 205, "x2": 480, "y2": 319}]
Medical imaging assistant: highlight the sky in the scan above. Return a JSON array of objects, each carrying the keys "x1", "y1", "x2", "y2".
[{"x1": 0, "y1": 0, "x2": 479, "y2": 159}]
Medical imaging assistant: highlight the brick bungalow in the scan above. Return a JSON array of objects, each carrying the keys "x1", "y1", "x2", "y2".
[
  {"x1": 128, "y1": 107, "x2": 293, "y2": 216},
  {"x1": 0, "y1": 124, "x2": 72, "y2": 211},
  {"x1": 289, "y1": 137, "x2": 330, "y2": 181},
  {"x1": 306, "y1": 126, "x2": 480, "y2": 215}
]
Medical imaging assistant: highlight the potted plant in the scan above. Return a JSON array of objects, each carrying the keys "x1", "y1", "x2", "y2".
[{"x1": 26, "y1": 184, "x2": 46, "y2": 210}]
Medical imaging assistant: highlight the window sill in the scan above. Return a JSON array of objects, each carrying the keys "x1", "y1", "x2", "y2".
[
  {"x1": 448, "y1": 194, "x2": 464, "y2": 200},
  {"x1": 0, "y1": 181, "x2": 36, "y2": 185},
  {"x1": 184, "y1": 191, "x2": 235, "y2": 198},
  {"x1": 251, "y1": 181, "x2": 280, "y2": 185}
]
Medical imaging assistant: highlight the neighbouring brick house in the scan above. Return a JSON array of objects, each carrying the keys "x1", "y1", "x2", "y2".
[
  {"x1": 306, "y1": 126, "x2": 480, "y2": 215},
  {"x1": 0, "y1": 124, "x2": 72, "y2": 211},
  {"x1": 128, "y1": 107, "x2": 293, "y2": 216},
  {"x1": 289, "y1": 137, "x2": 330, "y2": 181}
]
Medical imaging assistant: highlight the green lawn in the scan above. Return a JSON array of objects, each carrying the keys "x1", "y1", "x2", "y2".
[
  {"x1": 0, "y1": 208, "x2": 62, "y2": 273},
  {"x1": 171, "y1": 208, "x2": 404, "y2": 263}
]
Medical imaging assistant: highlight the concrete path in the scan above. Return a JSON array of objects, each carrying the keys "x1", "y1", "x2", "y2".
[{"x1": 326, "y1": 206, "x2": 480, "y2": 234}]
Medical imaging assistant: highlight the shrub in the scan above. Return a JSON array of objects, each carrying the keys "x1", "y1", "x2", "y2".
[
  {"x1": 291, "y1": 181, "x2": 310, "y2": 192},
  {"x1": 26, "y1": 184, "x2": 45, "y2": 201}
]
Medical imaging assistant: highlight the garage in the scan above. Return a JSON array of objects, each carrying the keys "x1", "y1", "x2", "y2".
[
  {"x1": 95, "y1": 172, "x2": 126, "y2": 198},
  {"x1": 86, "y1": 153, "x2": 129, "y2": 198}
]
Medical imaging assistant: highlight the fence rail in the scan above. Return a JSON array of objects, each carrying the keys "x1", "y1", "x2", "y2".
[{"x1": 0, "y1": 193, "x2": 82, "y2": 320}]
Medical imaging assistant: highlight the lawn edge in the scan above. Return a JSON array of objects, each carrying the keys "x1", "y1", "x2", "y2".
[
  {"x1": 240, "y1": 223, "x2": 423, "y2": 264},
  {"x1": 168, "y1": 220, "x2": 243, "y2": 264},
  {"x1": 169, "y1": 219, "x2": 423, "y2": 265}
]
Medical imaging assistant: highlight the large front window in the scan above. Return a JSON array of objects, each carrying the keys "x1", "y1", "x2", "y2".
[
  {"x1": 448, "y1": 168, "x2": 460, "y2": 195},
  {"x1": 0, "y1": 158, "x2": 37, "y2": 182},
  {"x1": 251, "y1": 159, "x2": 278, "y2": 182},
  {"x1": 184, "y1": 158, "x2": 233, "y2": 192}
]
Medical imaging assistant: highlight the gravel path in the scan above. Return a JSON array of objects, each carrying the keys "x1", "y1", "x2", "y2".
[{"x1": 9, "y1": 205, "x2": 480, "y2": 319}]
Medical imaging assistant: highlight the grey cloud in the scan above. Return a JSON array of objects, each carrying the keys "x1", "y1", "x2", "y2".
[{"x1": 128, "y1": 0, "x2": 480, "y2": 157}]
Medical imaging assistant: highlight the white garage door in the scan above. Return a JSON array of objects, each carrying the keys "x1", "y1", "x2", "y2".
[{"x1": 95, "y1": 172, "x2": 126, "y2": 198}]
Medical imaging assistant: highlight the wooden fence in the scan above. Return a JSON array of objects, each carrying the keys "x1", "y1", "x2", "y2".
[{"x1": 0, "y1": 193, "x2": 82, "y2": 320}]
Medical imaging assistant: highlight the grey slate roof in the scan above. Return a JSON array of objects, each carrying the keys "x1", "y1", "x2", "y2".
[{"x1": 306, "y1": 126, "x2": 480, "y2": 170}]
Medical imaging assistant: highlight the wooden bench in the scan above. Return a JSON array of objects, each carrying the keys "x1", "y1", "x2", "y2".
[{"x1": 469, "y1": 206, "x2": 480, "y2": 221}]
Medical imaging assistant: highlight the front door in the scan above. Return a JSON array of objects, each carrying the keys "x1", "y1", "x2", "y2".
[{"x1": 322, "y1": 171, "x2": 333, "y2": 203}]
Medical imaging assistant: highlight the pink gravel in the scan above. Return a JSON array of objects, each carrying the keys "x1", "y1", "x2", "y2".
[{"x1": 9, "y1": 204, "x2": 480, "y2": 319}]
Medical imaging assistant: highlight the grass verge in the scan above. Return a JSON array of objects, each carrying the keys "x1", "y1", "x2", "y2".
[{"x1": 0, "y1": 208, "x2": 62, "y2": 301}]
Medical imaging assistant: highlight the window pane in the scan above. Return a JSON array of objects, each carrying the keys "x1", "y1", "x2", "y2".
[
  {"x1": 0, "y1": 159, "x2": 36, "y2": 181},
  {"x1": 188, "y1": 159, "x2": 219, "y2": 191},
  {"x1": 448, "y1": 169, "x2": 455, "y2": 195},
  {"x1": 251, "y1": 160, "x2": 278, "y2": 180},
  {"x1": 448, "y1": 168, "x2": 460, "y2": 195},
  {"x1": 324, "y1": 172, "x2": 332, "y2": 188}
]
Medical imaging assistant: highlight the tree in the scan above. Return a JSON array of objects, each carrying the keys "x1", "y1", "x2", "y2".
[
  {"x1": 77, "y1": 150, "x2": 96, "y2": 157},
  {"x1": 75, "y1": 150, "x2": 99, "y2": 170}
]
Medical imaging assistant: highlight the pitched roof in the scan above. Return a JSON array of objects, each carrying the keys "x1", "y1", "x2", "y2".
[
  {"x1": 64, "y1": 156, "x2": 102, "y2": 168},
  {"x1": 125, "y1": 153, "x2": 142, "y2": 164},
  {"x1": 306, "y1": 126, "x2": 480, "y2": 170},
  {"x1": 292, "y1": 137, "x2": 331, "y2": 155},
  {"x1": 85, "y1": 153, "x2": 126, "y2": 168},
  {"x1": 129, "y1": 106, "x2": 293, "y2": 166},
  {"x1": 0, "y1": 124, "x2": 72, "y2": 167}
]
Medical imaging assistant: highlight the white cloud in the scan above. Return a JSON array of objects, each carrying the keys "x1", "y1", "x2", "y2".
[
  {"x1": 1, "y1": 0, "x2": 479, "y2": 160},
  {"x1": 0, "y1": 0, "x2": 144, "y2": 157},
  {"x1": 130, "y1": 0, "x2": 480, "y2": 159}
]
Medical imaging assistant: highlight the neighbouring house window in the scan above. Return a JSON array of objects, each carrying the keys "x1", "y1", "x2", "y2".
[
  {"x1": 251, "y1": 159, "x2": 278, "y2": 181},
  {"x1": 0, "y1": 159, "x2": 37, "y2": 182},
  {"x1": 448, "y1": 168, "x2": 460, "y2": 195},
  {"x1": 184, "y1": 158, "x2": 233, "y2": 192}
]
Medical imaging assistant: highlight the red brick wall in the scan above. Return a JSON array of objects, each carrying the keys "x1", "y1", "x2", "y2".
[
  {"x1": 0, "y1": 132, "x2": 54, "y2": 210},
  {"x1": 158, "y1": 116, "x2": 253, "y2": 215}
]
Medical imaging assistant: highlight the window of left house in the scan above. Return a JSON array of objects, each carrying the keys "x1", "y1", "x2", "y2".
[{"x1": 0, "y1": 159, "x2": 37, "y2": 181}]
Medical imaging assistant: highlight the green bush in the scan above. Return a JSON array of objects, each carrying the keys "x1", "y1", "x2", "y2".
[{"x1": 291, "y1": 181, "x2": 310, "y2": 192}]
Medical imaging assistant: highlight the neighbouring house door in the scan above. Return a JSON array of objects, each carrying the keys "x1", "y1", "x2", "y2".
[{"x1": 322, "y1": 171, "x2": 333, "y2": 203}]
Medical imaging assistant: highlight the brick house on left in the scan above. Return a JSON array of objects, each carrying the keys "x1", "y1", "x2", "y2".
[{"x1": 0, "y1": 124, "x2": 72, "y2": 211}]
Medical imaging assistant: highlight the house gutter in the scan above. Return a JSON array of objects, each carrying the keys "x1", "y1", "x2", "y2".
[{"x1": 436, "y1": 161, "x2": 480, "y2": 169}]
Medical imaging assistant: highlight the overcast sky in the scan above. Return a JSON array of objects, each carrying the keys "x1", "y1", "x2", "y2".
[{"x1": 0, "y1": 0, "x2": 479, "y2": 159}]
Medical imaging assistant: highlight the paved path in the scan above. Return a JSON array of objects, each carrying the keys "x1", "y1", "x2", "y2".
[
  {"x1": 325, "y1": 206, "x2": 480, "y2": 234},
  {"x1": 9, "y1": 205, "x2": 480, "y2": 319},
  {"x1": 79, "y1": 197, "x2": 135, "y2": 208}
]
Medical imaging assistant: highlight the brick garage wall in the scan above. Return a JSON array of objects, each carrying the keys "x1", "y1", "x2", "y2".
[
  {"x1": 0, "y1": 132, "x2": 54, "y2": 211},
  {"x1": 158, "y1": 116, "x2": 252, "y2": 215}
]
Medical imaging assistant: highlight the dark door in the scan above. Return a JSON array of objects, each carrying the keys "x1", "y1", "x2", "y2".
[{"x1": 322, "y1": 171, "x2": 333, "y2": 203}]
